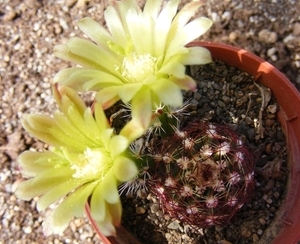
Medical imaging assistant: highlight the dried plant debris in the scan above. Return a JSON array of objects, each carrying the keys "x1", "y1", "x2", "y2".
[{"x1": 254, "y1": 81, "x2": 272, "y2": 140}]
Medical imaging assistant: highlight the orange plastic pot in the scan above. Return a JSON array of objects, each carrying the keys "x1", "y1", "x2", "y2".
[
  {"x1": 87, "y1": 42, "x2": 300, "y2": 244},
  {"x1": 188, "y1": 42, "x2": 300, "y2": 244}
]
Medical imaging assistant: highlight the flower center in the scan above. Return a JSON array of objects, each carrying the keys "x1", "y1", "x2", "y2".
[
  {"x1": 122, "y1": 53, "x2": 157, "y2": 83},
  {"x1": 71, "y1": 148, "x2": 111, "y2": 179}
]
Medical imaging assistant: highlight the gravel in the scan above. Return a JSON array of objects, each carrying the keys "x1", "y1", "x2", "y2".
[{"x1": 0, "y1": 0, "x2": 299, "y2": 243}]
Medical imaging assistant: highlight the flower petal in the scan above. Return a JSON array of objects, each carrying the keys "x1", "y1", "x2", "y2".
[
  {"x1": 67, "y1": 37, "x2": 121, "y2": 73},
  {"x1": 53, "y1": 111, "x2": 95, "y2": 148},
  {"x1": 96, "y1": 219, "x2": 116, "y2": 237},
  {"x1": 120, "y1": 87, "x2": 152, "y2": 140},
  {"x1": 54, "y1": 43, "x2": 101, "y2": 70},
  {"x1": 126, "y1": 9, "x2": 153, "y2": 54},
  {"x1": 167, "y1": 1, "x2": 204, "y2": 42},
  {"x1": 154, "y1": 0, "x2": 180, "y2": 56},
  {"x1": 95, "y1": 86, "x2": 120, "y2": 109},
  {"x1": 52, "y1": 107, "x2": 98, "y2": 149},
  {"x1": 118, "y1": 83, "x2": 143, "y2": 103},
  {"x1": 181, "y1": 46, "x2": 212, "y2": 65},
  {"x1": 131, "y1": 87, "x2": 152, "y2": 130},
  {"x1": 182, "y1": 17, "x2": 213, "y2": 44},
  {"x1": 83, "y1": 108, "x2": 103, "y2": 144},
  {"x1": 43, "y1": 207, "x2": 72, "y2": 236},
  {"x1": 170, "y1": 75, "x2": 197, "y2": 91},
  {"x1": 114, "y1": 0, "x2": 140, "y2": 31},
  {"x1": 94, "y1": 102, "x2": 110, "y2": 131},
  {"x1": 15, "y1": 168, "x2": 73, "y2": 201},
  {"x1": 167, "y1": 17, "x2": 213, "y2": 57},
  {"x1": 72, "y1": 182, "x2": 99, "y2": 218},
  {"x1": 100, "y1": 129, "x2": 114, "y2": 146},
  {"x1": 90, "y1": 182, "x2": 106, "y2": 222},
  {"x1": 100, "y1": 170, "x2": 119, "y2": 204},
  {"x1": 144, "y1": 0, "x2": 163, "y2": 19},
  {"x1": 106, "y1": 198, "x2": 122, "y2": 227},
  {"x1": 53, "y1": 84, "x2": 86, "y2": 117},
  {"x1": 149, "y1": 78, "x2": 183, "y2": 107},
  {"x1": 37, "y1": 178, "x2": 88, "y2": 211},
  {"x1": 54, "y1": 37, "x2": 121, "y2": 74},
  {"x1": 18, "y1": 151, "x2": 63, "y2": 177},
  {"x1": 113, "y1": 156, "x2": 138, "y2": 182},
  {"x1": 42, "y1": 182, "x2": 97, "y2": 236},
  {"x1": 21, "y1": 114, "x2": 66, "y2": 148},
  {"x1": 54, "y1": 67, "x2": 123, "y2": 91},
  {"x1": 109, "y1": 135, "x2": 129, "y2": 158},
  {"x1": 119, "y1": 119, "x2": 146, "y2": 143},
  {"x1": 158, "y1": 61, "x2": 186, "y2": 79},
  {"x1": 77, "y1": 17, "x2": 113, "y2": 48},
  {"x1": 104, "y1": 5, "x2": 127, "y2": 45}
]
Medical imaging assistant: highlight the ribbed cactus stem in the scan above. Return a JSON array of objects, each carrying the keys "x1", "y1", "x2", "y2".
[{"x1": 145, "y1": 120, "x2": 255, "y2": 227}]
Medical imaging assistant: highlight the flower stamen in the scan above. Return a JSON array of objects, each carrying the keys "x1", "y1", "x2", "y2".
[
  {"x1": 71, "y1": 148, "x2": 110, "y2": 178},
  {"x1": 122, "y1": 53, "x2": 157, "y2": 83}
]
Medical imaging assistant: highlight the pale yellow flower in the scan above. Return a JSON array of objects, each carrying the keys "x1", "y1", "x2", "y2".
[
  {"x1": 53, "y1": 0, "x2": 213, "y2": 138},
  {"x1": 15, "y1": 84, "x2": 138, "y2": 236}
]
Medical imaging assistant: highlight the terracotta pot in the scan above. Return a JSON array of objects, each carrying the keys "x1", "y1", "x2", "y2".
[
  {"x1": 187, "y1": 42, "x2": 300, "y2": 244},
  {"x1": 87, "y1": 42, "x2": 300, "y2": 244}
]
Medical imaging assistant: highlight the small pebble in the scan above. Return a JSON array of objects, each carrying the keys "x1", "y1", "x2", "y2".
[
  {"x1": 252, "y1": 233, "x2": 259, "y2": 242},
  {"x1": 23, "y1": 226, "x2": 32, "y2": 234},
  {"x1": 222, "y1": 95, "x2": 231, "y2": 104},
  {"x1": 266, "y1": 198, "x2": 273, "y2": 204},
  {"x1": 265, "y1": 143, "x2": 272, "y2": 154},
  {"x1": 267, "y1": 47, "x2": 277, "y2": 57},
  {"x1": 273, "y1": 192, "x2": 280, "y2": 199},
  {"x1": 245, "y1": 116, "x2": 253, "y2": 125},
  {"x1": 24, "y1": 0, "x2": 42, "y2": 8},
  {"x1": 293, "y1": 22, "x2": 300, "y2": 36},
  {"x1": 258, "y1": 29, "x2": 278, "y2": 44},
  {"x1": 3, "y1": 11, "x2": 17, "y2": 22},
  {"x1": 259, "y1": 218, "x2": 266, "y2": 225},
  {"x1": 267, "y1": 104, "x2": 277, "y2": 113},
  {"x1": 218, "y1": 100, "x2": 226, "y2": 108},
  {"x1": 136, "y1": 207, "x2": 146, "y2": 214},
  {"x1": 228, "y1": 31, "x2": 239, "y2": 42},
  {"x1": 65, "y1": 0, "x2": 78, "y2": 8},
  {"x1": 167, "y1": 220, "x2": 180, "y2": 230},
  {"x1": 150, "y1": 204, "x2": 160, "y2": 214},
  {"x1": 257, "y1": 229, "x2": 263, "y2": 235},
  {"x1": 241, "y1": 228, "x2": 252, "y2": 238}
]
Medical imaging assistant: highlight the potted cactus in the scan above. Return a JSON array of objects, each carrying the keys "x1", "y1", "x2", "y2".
[{"x1": 14, "y1": 0, "x2": 300, "y2": 243}]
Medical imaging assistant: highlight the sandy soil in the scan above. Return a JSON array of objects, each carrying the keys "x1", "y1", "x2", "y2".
[{"x1": 0, "y1": 0, "x2": 300, "y2": 243}]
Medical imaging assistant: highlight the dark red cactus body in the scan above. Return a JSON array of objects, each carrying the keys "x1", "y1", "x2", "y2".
[{"x1": 147, "y1": 120, "x2": 255, "y2": 228}]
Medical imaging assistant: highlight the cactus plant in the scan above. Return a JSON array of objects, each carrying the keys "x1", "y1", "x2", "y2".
[{"x1": 126, "y1": 118, "x2": 255, "y2": 228}]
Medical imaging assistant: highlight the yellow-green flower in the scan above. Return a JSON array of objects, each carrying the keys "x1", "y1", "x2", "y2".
[
  {"x1": 15, "y1": 84, "x2": 138, "y2": 236},
  {"x1": 53, "y1": 0, "x2": 213, "y2": 138}
]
